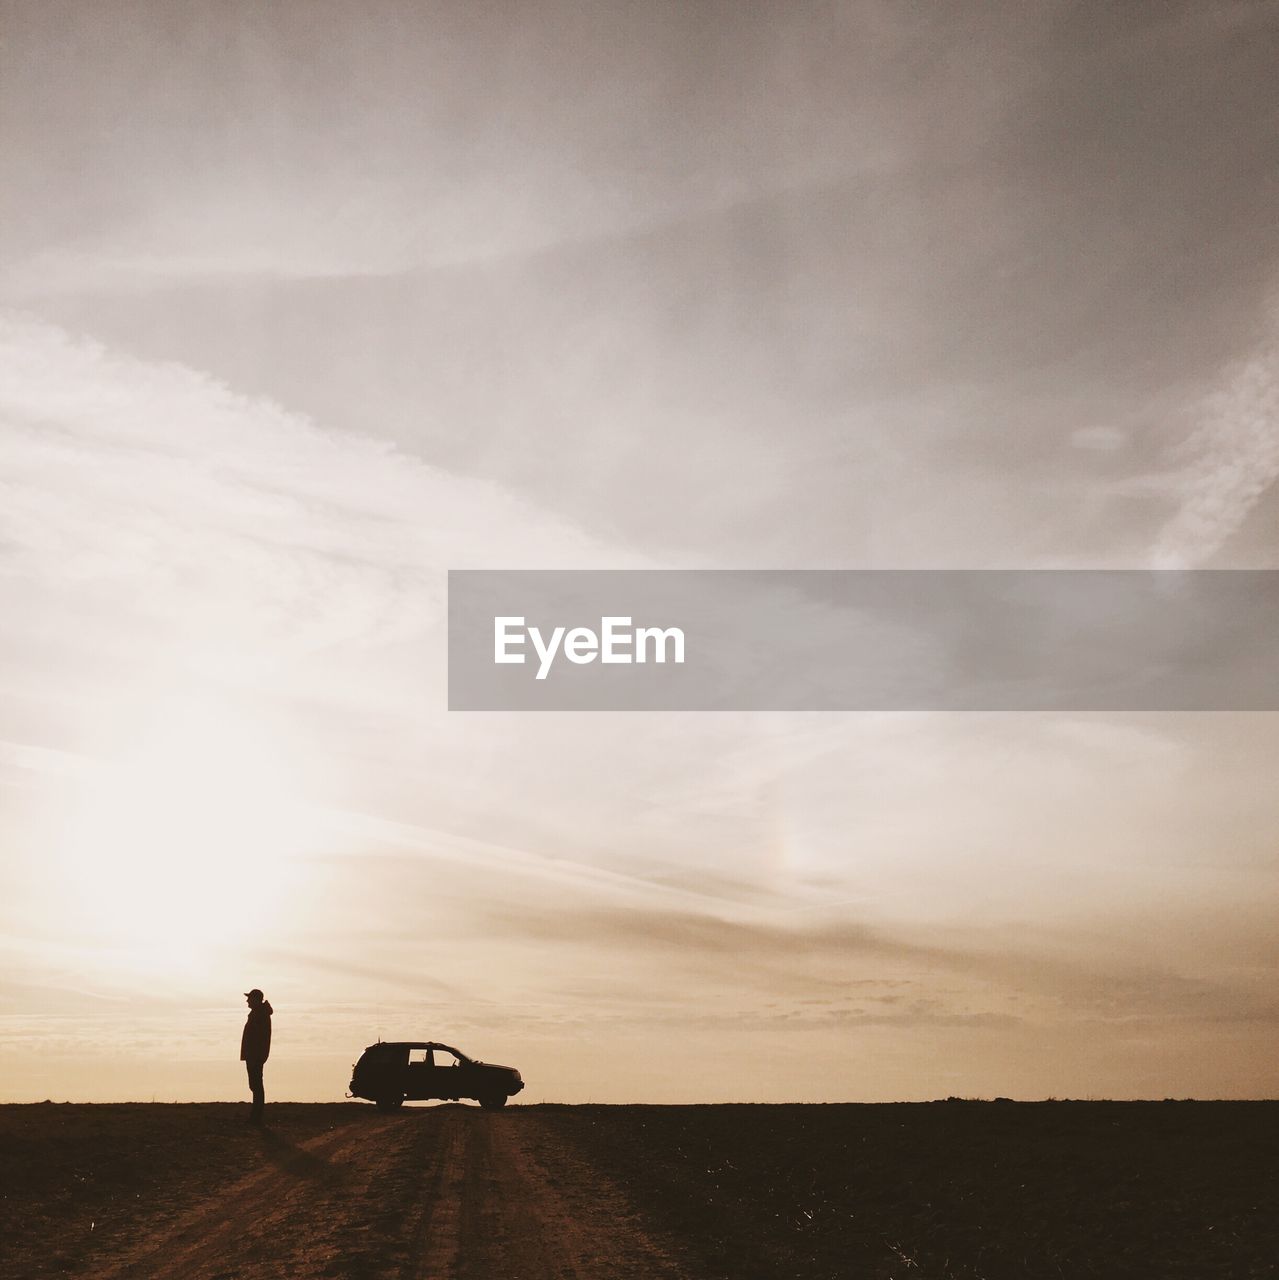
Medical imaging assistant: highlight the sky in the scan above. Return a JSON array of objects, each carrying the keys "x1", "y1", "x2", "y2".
[{"x1": 1, "y1": 0, "x2": 1278, "y2": 1103}]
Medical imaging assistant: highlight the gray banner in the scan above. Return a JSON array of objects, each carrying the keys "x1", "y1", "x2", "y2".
[{"x1": 447, "y1": 570, "x2": 1279, "y2": 711}]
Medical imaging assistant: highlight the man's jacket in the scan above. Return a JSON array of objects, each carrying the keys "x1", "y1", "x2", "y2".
[{"x1": 240, "y1": 1002, "x2": 273, "y2": 1063}]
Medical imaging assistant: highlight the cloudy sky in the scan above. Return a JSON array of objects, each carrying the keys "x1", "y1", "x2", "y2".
[{"x1": 1, "y1": 0, "x2": 1277, "y2": 1103}]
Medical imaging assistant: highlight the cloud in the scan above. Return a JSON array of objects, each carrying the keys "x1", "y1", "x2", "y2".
[
  {"x1": 1152, "y1": 319, "x2": 1279, "y2": 566},
  {"x1": 0, "y1": 309, "x2": 649, "y2": 718},
  {"x1": 1072, "y1": 426, "x2": 1127, "y2": 452}
]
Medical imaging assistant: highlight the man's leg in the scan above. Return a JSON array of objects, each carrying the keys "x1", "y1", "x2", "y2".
[{"x1": 246, "y1": 1060, "x2": 265, "y2": 1124}]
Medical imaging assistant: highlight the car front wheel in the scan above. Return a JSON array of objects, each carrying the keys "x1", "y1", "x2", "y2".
[
  {"x1": 375, "y1": 1095, "x2": 404, "y2": 1112},
  {"x1": 479, "y1": 1094, "x2": 508, "y2": 1111}
]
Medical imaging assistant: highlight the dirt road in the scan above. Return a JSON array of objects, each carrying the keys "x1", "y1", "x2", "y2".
[{"x1": 89, "y1": 1107, "x2": 690, "y2": 1280}]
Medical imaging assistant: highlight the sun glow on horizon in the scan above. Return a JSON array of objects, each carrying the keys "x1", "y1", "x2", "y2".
[{"x1": 54, "y1": 694, "x2": 316, "y2": 968}]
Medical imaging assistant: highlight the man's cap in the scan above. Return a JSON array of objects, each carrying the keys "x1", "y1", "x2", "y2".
[{"x1": 244, "y1": 988, "x2": 264, "y2": 1000}]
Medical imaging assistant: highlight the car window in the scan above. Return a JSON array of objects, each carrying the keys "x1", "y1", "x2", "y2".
[
  {"x1": 408, "y1": 1049, "x2": 431, "y2": 1064},
  {"x1": 434, "y1": 1049, "x2": 461, "y2": 1068}
]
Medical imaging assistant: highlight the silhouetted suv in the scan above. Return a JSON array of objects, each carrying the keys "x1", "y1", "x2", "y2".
[{"x1": 349, "y1": 1041, "x2": 524, "y2": 1111}]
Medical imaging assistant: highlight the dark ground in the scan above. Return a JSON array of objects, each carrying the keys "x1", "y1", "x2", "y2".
[
  {"x1": 0, "y1": 1100, "x2": 1275, "y2": 1279},
  {"x1": 556, "y1": 1100, "x2": 1279, "y2": 1279}
]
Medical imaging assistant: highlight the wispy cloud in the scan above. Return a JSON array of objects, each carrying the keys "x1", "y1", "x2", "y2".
[{"x1": 1153, "y1": 311, "x2": 1279, "y2": 566}]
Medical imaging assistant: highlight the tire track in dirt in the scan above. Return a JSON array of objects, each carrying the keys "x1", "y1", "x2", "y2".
[
  {"x1": 92, "y1": 1114, "x2": 432, "y2": 1280},
  {"x1": 439, "y1": 1111, "x2": 691, "y2": 1280},
  {"x1": 408, "y1": 1107, "x2": 466, "y2": 1279},
  {"x1": 83, "y1": 1107, "x2": 692, "y2": 1280}
]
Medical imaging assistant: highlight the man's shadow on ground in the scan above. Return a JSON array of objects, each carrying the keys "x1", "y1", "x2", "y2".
[{"x1": 256, "y1": 1126, "x2": 344, "y2": 1186}]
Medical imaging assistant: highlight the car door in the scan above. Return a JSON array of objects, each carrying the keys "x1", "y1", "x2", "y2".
[
  {"x1": 403, "y1": 1047, "x2": 434, "y2": 1099},
  {"x1": 428, "y1": 1046, "x2": 465, "y2": 1097}
]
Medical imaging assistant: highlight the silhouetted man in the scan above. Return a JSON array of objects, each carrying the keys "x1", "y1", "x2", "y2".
[{"x1": 240, "y1": 988, "x2": 273, "y2": 1125}]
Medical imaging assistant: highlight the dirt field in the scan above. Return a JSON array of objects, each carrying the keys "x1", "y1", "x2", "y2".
[{"x1": 0, "y1": 1101, "x2": 1274, "y2": 1279}]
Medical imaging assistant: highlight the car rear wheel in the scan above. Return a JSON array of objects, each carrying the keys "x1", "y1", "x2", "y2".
[
  {"x1": 479, "y1": 1094, "x2": 508, "y2": 1111},
  {"x1": 375, "y1": 1095, "x2": 404, "y2": 1112}
]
